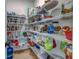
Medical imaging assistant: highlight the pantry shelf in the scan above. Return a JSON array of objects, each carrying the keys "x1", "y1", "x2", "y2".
[
  {"x1": 13, "y1": 45, "x2": 29, "y2": 51},
  {"x1": 26, "y1": 30, "x2": 66, "y2": 40},
  {"x1": 28, "y1": 35, "x2": 66, "y2": 59},
  {"x1": 29, "y1": 16, "x2": 62, "y2": 25},
  {"x1": 40, "y1": 46, "x2": 65, "y2": 59},
  {"x1": 30, "y1": 47, "x2": 45, "y2": 59},
  {"x1": 25, "y1": 13, "x2": 72, "y2": 25},
  {"x1": 62, "y1": 12, "x2": 73, "y2": 18}
]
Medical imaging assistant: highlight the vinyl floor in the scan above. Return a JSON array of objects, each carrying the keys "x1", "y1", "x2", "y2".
[{"x1": 13, "y1": 48, "x2": 38, "y2": 59}]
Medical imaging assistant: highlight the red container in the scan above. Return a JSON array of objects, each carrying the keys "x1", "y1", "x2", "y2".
[
  {"x1": 28, "y1": 40, "x2": 35, "y2": 47},
  {"x1": 65, "y1": 31, "x2": 72, "y2": 41},
  {"x1": 12, "y1": 40, "x2": 19, "y2": 46},
  {"x1": 15, "y1": 42, "x2": 19, "y2": 46},
  {"x1": 63, "y1": 26, "x2": 72, "y2": 41}
]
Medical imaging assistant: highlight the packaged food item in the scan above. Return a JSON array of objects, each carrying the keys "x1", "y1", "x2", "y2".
[
  {"x1": 7, "y1": 32, "x2": 12, "y2": 36},
  {"x1": 63, "y1": 26, "x2": 70, "y2": 32},
  {"x1": 28, "y1": 39, "x2": 35, "y2": 47},
  {"x1": 55, "y1": 26, "x2": 62, "y2": 32},
  {"x1": 60, "y1": 40, "x2": 68, "y2": 51},
  {"x1": 44, "y1": 16, "x2": 53, "y2": 19},
  {"x1": 65, "y1": 31, "x2": 72, "y2": 41},
  {"x1": 37, "y1": 36, "x2": 43, "y2": 45},
  {"x1": 64, "y1": 44, "x2": 72, "y2": 59},
  {"x1": 44, "y1": 25, "x2": 48, "y2": 31},
  {"x1": 62, "y1": 3, "x2": 72, "y2": 14},
  {"x1": 14, "y1": 40, "x2": 19, "y2": 46},
  {"x1": 63, "y1": 9, "x2": 72, "y2": 14}
]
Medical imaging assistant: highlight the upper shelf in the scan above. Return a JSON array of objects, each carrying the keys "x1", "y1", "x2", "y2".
[
  {"x1": 26, "y1": 12, "x2": 72, "y2": 25},
  {"x1": 29, "y1": 16, "x2": 62, "y2": 25}
]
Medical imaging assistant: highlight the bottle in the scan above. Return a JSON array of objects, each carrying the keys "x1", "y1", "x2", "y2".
[
  {"x1": 53, "y1": 38, "x2": 56, "y2": 48},
  {"x1": 48, "y1": 24, "x2": 55, "y2": 34},
  {"x1": 45, "y1": 37, "x2": 52, "y2": 51},
  {"x1": 7, "y1": 44, "x2": 13, "y2": 59}
]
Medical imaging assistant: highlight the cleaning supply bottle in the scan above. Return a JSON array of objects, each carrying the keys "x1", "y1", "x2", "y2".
[
  {"x1": 45, "y1": 37, "x2": 52, "y2": 51},
  {"x1": 7, "y1": 44, "x2": 13, "y2": 59}
]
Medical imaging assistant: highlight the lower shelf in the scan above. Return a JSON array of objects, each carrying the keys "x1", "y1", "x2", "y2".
[
  {"x1": 30, "y1": 47, "x2": 47, "y2": 59},
  {"x1": 13, "y1": 45, "x2": 29, "y2": 51},
  {"x1": 40, "y1": 46, "x2": 65, "y2": 59}
]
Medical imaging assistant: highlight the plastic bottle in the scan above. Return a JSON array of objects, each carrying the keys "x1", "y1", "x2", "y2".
[
  {"x1": 7, "y1": 44, "x2": 13, "y2": 59},
  {"x1": 48, "y1": 24, "x2": 55, "y2": 34},
  {"x1": 45, "y1": 37, "x2": 52, "y2": 51}
]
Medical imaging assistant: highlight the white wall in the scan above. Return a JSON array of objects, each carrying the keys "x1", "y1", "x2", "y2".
[
  {"x1": 6, "y1": 0, "x2": 34, "y2": 17},
  {"x1": 34, "y1": 0, "x2": 45, "y2": 7},
  {"x1": 6, "y1": 0, "x2": 72, "y2": 26}
]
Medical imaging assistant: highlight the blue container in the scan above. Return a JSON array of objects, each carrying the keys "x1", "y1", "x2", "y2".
[
  {"x1": 7, "y1": 46, "x2": 13, "y2": 59},
  {"x1": 48, "y1": 25, "x2": 55, "y2": 34},
  {"x1": 35, "y1": 44, "x2": 40, "y2": 49}
]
